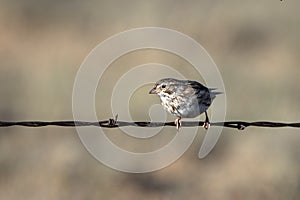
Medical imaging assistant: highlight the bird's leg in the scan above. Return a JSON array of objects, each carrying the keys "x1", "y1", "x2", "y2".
[
  {"x1": 175, "y1": 116, "x2": 182, "y2": 130},
  {"x1": 203, "y1": 111, "x2": 210, "y2": 130}
]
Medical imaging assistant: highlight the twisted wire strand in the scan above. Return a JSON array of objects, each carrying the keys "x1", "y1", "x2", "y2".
[{"x1": 0, "y1": 120, "x2": 300, "y2": 130}]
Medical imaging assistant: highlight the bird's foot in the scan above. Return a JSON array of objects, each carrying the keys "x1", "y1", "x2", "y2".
[
  {"x1": 203, "y1": 121, "x2": 210, "y2": 130},
  {"x1": 175, "y1": 117, "x2": 181, "y2": 130},
  {"x1": 203, "y1": 111, "x2": 210, "y2": 130}
]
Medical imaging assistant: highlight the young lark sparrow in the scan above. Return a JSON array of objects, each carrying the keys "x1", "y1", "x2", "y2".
[{"x1": 149, "y1": 78, "x2": 221, "y2": 129}]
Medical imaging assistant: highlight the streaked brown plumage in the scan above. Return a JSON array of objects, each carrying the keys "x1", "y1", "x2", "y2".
[{"x1": 149, "y1": 78, "x2": 221, "y2": 129}]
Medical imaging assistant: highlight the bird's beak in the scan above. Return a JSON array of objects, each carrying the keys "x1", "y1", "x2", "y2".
[{"x1": 149, "y1": 86, "x2": 157, "y2": 94}]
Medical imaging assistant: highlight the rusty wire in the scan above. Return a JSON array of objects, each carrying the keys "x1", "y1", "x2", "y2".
[{"x1": 1, "y1": 119, "x2": 300, "y2": 130}]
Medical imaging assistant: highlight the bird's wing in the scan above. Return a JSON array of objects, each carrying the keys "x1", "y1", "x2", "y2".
[{"x1": 187, "y1": 81, "x2": 208, "y2": 92}]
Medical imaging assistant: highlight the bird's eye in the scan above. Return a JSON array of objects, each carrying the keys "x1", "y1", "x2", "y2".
[{"x1": 161, "y1": 84, "x2": 166, "y2": 89}]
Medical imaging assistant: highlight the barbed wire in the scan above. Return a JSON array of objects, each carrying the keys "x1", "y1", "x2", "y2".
[{"x1": 0, "y1": 119, "x2": 300, "y2": 130}]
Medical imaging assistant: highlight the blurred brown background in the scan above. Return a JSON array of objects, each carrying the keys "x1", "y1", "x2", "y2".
[{"x1": 1, "y1": 0, "x2": 300, "y2": 199}]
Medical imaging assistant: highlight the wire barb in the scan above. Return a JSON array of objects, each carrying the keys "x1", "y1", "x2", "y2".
[{"x1": 0, "y1": 120, "x2": 300, "y2": 130}]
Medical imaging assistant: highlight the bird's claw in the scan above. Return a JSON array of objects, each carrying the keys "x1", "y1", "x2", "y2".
[
  {"x1": 203, "y1": 111, "x2": 210, "y2": 130},
  {"x1": 203, "y1": 121, "x2": 210, "y2": 130},
  {"x1": 175, "y1": 118, "x2": 181, "y2": 130}
]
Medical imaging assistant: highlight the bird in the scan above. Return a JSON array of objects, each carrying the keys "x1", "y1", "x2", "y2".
[{"x1": 149, "y1": 78, "x2": 221, "y2": 129}]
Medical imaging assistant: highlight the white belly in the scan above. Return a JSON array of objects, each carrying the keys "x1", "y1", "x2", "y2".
[{"x1": 159, "y1": 94, "x2": 204, "y2": 118}]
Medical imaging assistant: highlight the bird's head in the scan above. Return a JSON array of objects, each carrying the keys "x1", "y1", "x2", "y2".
[{"x1": 149, "y1": 78, "x2": 176, "y2": 95}]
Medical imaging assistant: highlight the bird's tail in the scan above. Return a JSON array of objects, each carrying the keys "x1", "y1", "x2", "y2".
[{"x1": 209, "y1": 88, "x2": 223, "y2": 100}]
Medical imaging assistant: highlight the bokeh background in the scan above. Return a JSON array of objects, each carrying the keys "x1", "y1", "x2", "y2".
[{"x1": 1, "y1": 0, "x2": 300, "y2": 199}]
